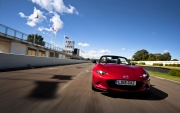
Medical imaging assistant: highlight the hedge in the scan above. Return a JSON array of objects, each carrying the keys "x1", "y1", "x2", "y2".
[
  {"x1": 165, "y1": 64, "x2": 180, "y2": 67},
  {"x1": 153, "y1": 63, "x2": 163, "y2": 66},
  {"x1": 138, "y1": 62, "x2": 145, "y2": 65},
  {"x1": 131, "y1": 62, "x2": 138, "y2": 64},
  {"x1": 168, "y1": 69, "x2": 180, "y2": 77}
]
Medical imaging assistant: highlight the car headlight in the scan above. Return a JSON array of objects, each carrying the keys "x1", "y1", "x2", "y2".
[
  {"x1": 96, "y1": 70, "x2": 109, "y2": 75},
  {"x1": 143, "y1": 74, "x2": 148, "y2": 77},
  {"x1": 140, "y1": 73, "x2": 149, "y2": 78}
]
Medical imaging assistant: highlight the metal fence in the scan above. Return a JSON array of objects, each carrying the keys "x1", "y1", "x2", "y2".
[{"x1": 0, "y1": 24, "x2": 63, "y2": 52}]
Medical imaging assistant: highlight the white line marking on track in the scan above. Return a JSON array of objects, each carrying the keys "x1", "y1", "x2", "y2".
[
  {"x1": 154, "y1": 76, "x2": 165, "y2": 79},
  {"x1": 76, "y1": 71, "x2": 84, "y2": 77},
  {"x1": 47, "y1": 68, "x2": 63, "y2": 70}
]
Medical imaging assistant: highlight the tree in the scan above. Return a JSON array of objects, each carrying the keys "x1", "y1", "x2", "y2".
[
  {"x1": 159, "y1": 55, "x2": 165, "y2": 61},
  {"x1": 86, "y1": 58, "x2": 90, "y2": 61},
  {"x1": 27, "y1": 34, "x2": 45, "y2": 46},
  {"x1": 147, "y1": 53, "x2": 156, "y2": 61},
  {"x1": 85, "y1": 58, "x2": 90, "y2": 61},
  {"x1": 148, "y1": 52, "x2": 171, "y2": 61},
  {"x1": 132, "y1": 49, "x2": 149, "y2": 61},
  {"x1": 162, "y1": 52, "x2": 171, "y2": 61},
  {"x1": 154, "y1": 53, "x2": 164, "y2": 61}
]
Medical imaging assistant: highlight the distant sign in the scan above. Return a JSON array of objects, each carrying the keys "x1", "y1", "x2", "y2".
[
  {"x1": 65, "y1": 40, "x2": 74, "y2": 46},
  {"x1": 64, "y1": 40, "x2": 75, "y2": 50}
]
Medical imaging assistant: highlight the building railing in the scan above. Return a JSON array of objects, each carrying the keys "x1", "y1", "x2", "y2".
[{"x1": 0, "y1": 24, "x2": 64, "y2": 53}]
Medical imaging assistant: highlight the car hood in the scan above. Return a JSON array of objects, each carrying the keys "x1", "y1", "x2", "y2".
[{"x1": 102, "y1": 63, "x2": 145, "y2": 74}]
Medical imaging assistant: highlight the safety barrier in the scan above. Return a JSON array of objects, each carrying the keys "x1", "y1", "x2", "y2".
[{"x1": 0, "y1": 53, "x2": 90, "y2": 70}]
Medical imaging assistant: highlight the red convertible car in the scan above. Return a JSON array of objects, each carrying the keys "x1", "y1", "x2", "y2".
[{"x1": 91, "y1": 55, "x2": 150, "y2": 93}]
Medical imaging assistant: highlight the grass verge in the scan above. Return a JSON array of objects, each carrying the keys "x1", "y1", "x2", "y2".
[{"x1": 147, "y1": 71, "x2": 180, "y2": 82}]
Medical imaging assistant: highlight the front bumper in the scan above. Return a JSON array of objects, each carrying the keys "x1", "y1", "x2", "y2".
[{"x1": 92, "y1": 74, "x2": 150, "y2": 92}]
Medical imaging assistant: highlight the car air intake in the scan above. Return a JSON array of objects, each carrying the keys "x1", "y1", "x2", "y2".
[{"x1": 96, "y1": 81, "x2": 101, "y2": 84}]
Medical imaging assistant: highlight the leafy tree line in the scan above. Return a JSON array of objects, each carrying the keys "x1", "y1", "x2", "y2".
[
  {"x1": 84, "y1": 58, "x2": 90, "y2": 61},
  {"x1": 132, "y1": 49, "x2": 178, "y2": 61},
  {"x1": 27, "y1": 34, "x2": 45, "y2": 46}
]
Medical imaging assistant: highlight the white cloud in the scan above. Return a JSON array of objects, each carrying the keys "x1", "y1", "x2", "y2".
[
  {"x1": 99, "y1": 49, "x2": 111, "y2": 53},
  {"x1": 78, "y1": 42, "x2": 90, "y2": 47},
  {"x1": 31, "y1": 0, "x2": 78, "y2": 14},
  {"x1": 127, "y1": 56, "x2": 133, "y2": 59},
  {"x1": 164, "y1": 50, "x2": 169, "y2": 53},
  {"x1": 37, "y1": 27, "x2": 44, "y2": 31},
  {"x1": 53, "y1": 0, "x2": 79, "y2": 14},
  {"x1": 19, "y1": 12, "x2": 28, "y2": 18},
  {"x1": 37, "y1": 12, "x2": 63, "y2": 35},
  {"x1": 38, "y1": 26, "x2": 52, "y2": 32},
  {"x1": 44, "y1": 27, "x2": 52, "y2": 32},
  {"x1": 31, "y1": 0, "x2": 53, "y2": 12},
  {"x1": 50, "y1": 12, "x2": 63, "y2": 33},
  {"x1": 20, "y1": 0, "x2": 79, "y2": 35},
  {"x1": 122, "y1": 48, "x2": 125, "y2": 50},
  {"x1": 19, "y1": 7, "x2": 46, "y2": 27},
  {"x1": 81, "y1": 49, "x2": 112, "y2": 58}
]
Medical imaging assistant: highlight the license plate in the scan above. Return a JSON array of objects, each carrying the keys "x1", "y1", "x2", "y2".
[{"x1": 115, "y1": 80, "x2": 136, "y2": 86}]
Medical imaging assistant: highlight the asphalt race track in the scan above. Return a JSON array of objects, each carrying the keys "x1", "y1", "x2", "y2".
[
  {"x1": 140, "y1": 66, "x2": 170, "y2": 73},
  {"x1": 0, "y1": 63, "x2": 180, "y2": 113}
]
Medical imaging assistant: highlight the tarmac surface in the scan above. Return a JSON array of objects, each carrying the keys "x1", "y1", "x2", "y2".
[
  {"x1": 0, "y1": 63, "x2": 180, "y2": 113},
  {"x1": 141, "y1": 66, "x2": 170, "y2": 73}
]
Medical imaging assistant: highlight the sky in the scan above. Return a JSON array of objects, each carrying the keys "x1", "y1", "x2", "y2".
[{"x1": 0, "y1": 0, "x2": 180, "y2": 60}]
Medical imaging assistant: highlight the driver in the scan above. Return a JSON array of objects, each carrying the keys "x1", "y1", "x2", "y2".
[{"x1": 103, "y1": 57, "x2": 108, "y2": 63}]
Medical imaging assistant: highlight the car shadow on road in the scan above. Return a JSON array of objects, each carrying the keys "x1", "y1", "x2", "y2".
[
  {"x1": 101, "y1": 85, "x2": 168, "y2": 100},
  {"x1": 27, "y1": 81, "x2": 64, "y2": 100},
  {"x1": 27, "y1": 75, "x2": 73, "y2": 99},
  {"x1": 76, "y1": 66, "x2": 84, "y2": 68},
  {"x1": 51, "y1": 75, "x2": 73, "y2": 80}
]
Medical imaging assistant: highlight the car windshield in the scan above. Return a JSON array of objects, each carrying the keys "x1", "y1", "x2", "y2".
[{"x1": 99, "y1": 56, "x2": 130, "y2": 64}]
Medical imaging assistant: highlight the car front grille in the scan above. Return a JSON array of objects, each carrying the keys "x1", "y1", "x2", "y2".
[{"x1": 106, "y1": 80, "x2": 144, "y2": 91}]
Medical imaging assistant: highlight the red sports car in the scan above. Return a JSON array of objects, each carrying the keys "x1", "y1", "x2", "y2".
[{"x1": 91, "y1": 55, "x2": 150, "y2": 93}]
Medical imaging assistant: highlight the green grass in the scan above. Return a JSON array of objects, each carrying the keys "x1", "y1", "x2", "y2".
[{"x1": 147, "y1": 71, "x2": 180, "y2": 82}]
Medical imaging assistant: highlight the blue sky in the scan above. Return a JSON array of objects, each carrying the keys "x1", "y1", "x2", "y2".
[{"x1": 0, "y1": 0, "x2": 180, "y2": 60}]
